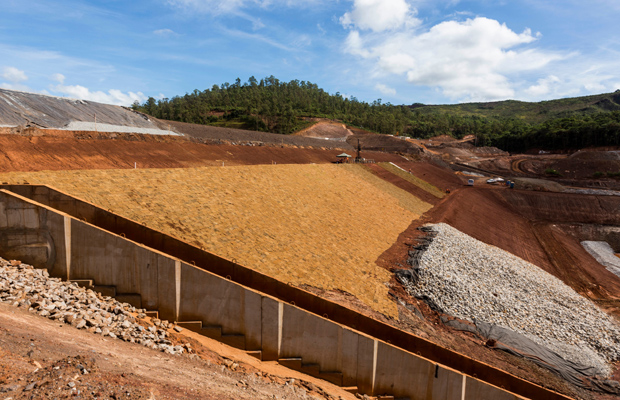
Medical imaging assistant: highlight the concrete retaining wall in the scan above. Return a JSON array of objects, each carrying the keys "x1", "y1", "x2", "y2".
[{"x1": 0, "y1": 187, "x2": 571, "y2": 400}]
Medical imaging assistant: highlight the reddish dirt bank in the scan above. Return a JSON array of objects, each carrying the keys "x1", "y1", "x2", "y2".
[
  {"x1": 0, "y1": 133, "x2": 404, "y2": 172},
  {"x1": 500, "y1": 190, "x2": 620, "y2": 225}
]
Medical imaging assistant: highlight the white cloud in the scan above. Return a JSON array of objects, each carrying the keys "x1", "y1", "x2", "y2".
[
  {"x1": 51, "y1": 84, "x2": 147, "y2": 106},
  {"x1": 0, "y1": 82, "x2": 31, "y2": 92},
  {"x1": 340, "y1": 0, "x2": 420, "y2": 32},
  {"x1": 153, "y1": 28, "x2": 177, "y2": 36},
  {"x1": 525, "y1": 75, "x2": 561, "y2": 97},
  {"x1": 2, "y1": 67, "x2": 28, "y2": 83},
  {"x1": 51, "y1": 73, "x2": 65, "y2": 84},
  {"x1": 375, "y1": 83, "x2": 396, "y2": 95},
  {"x1": 343, "y1": 16, "x2": 565, "y2": 101}
]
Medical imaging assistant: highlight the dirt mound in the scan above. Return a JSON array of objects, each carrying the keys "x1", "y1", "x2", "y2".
[
  {"x1": 548, "y1": 151, "x2": 620, "y2": 179},
  {"x1": 163, "y1": 119, "x2": 355, "y2": 150},
  {"x1": 501, "y1": 190, "x2": 620, "y2": 225},
  {"x1": 0, "y1": 164, "x2": 432, "y2": 318},
  {"x1": 427, "y1": 135, "x2": 457, "y2": 144},
  {"x1": 569, "y1": 150, "x2": 620, "y2": 161},
  {"x1": 436, "y1": 147, "x2": 477, "y2": 159},
  {"x1": 513, "y1": 178, "x2": 566, "y2": 192},
  {"x1": 295, "y1": 121, "x2": 351, "y2": 139},
  {"x1": 346, "y1": 133, "x2": 422, "y2": 155},
  {"x1": 0, "y1": 88, "x2": 160, "y2": 131},
  {"x1": 471, "y1": 146, "x2": 509, "y2": 156}
]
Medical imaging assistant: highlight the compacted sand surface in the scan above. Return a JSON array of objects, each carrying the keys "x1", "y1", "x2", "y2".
[{"x1": 0, "y1": 164, "x2": 431, "y2": 317}]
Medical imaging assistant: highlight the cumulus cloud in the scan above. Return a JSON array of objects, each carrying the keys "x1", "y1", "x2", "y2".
[
  {"x1": 51, "y1": 73, "x2": 65, "y2": 84},
  {"x1": 525, "y1": 75, "x2": 561, "y2": 97},
  {"x1": 520, "y1": 64, "x2": 620, "y2": 101},
  {"x1": 340, "y1": 0, "x2": 419, "y2": 32},
  {"x1": 51, "y1": 84, "x2": 147, "y2": 106},
  {"x1": 343, "y1": 15, "x2": 565, "y2": 101},
  {"x1": 375, "y1": 83, "x2": 396, "y2": 95},
  {"x1": 2, "y1": 67, "x2": 28, "y2": 83}
]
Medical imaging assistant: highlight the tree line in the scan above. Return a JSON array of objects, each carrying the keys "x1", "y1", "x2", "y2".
[{"x1": 132, "y1": 76, "x2": 620, "y2": 152}]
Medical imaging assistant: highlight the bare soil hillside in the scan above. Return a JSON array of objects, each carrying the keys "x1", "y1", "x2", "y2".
[
  {"x1": 0, "y1": 132, "x2": 404, "y2": 172},
  {"x1": 295, "y1": 121, "x2": 352, "y2": 139},
  {"x1": 161, "y1": 119, "x2": 355, "y2": 150}
]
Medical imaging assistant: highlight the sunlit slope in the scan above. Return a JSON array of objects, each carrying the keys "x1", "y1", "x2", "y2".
[{"x1": 1, "y1": 164, "x2": 431, "y2": 317}]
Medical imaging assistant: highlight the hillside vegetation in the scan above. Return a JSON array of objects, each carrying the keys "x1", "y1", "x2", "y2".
[
  {"x1": 132, "y1": 77, "x2": 620, "y2": 152},
  {"x1": 412, "y1": 91, "x2": 620, "y2": 123}
]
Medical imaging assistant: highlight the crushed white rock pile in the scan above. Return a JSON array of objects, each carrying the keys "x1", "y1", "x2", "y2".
[
  {"x1": 405, "y1": 223, "x2": 620, "y2": 376},
  {"x1": 0, "y1": 258, "x2": 191, "y2": 356},
  {"x1": 62, "y1": 121, "x2": 178, "y2": 135},
  {"x1": 582, "y1": 241, "x2": 620, "y2": 278}
]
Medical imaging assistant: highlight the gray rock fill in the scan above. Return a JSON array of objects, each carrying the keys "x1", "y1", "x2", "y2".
[
  {"x1": 0, "y1": 257, "x2": 188, "y2": 356},
  {"x1": 404, "y1": 223, "x2": 620, "y2": 377}
]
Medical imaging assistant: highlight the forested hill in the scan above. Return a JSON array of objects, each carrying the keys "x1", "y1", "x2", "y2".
[
  {"x1": 412, "y1": 91, "x2": 620, "y2": 124},
  {"x1": 132, "y1": 76, "x2": 620, "y2": 152},
  {"x1": 132, "y1": 76, "x2": 410, "y2": 136}
]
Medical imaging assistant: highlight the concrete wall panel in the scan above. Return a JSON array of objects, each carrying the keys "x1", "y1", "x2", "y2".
[
  {"x1": 432, "y1": 366, "x2": 464, "y2": 400},
  {"x1": 374, "y1": 341, "x2": 434, "y2": 400},
  {"x1": 155, "y1": 258, "x2": 178, "y2": 321},
  {"x1": 6, "y1": 206, "x2": 23, "y2": 227},
  {"x1": 280, "y1": 304, "x2": 342, "y2": 371},
  {"x1": 0, "y1": 200, "x2": 7, "y2": 227},
  {"x1": 341, "y1": 329, "x2": 360, "y2": 387},
  {"x1": 70, "y1": 220, "x2": 139, "y2": 293},
  {"x1": 243, "y1": 289, "x2": 263, "y2": 351},
  {"x1": 465, "y1": 376, "x2": 520, "y2": 400},
  {"x1": 134, "y1": 246, "x2": 161, "y2": 310},
  {"x1": 0, "y1": 191, "x2": 67, "y2": 274},
  {"x1": 179, "y1": 263, "x2": 253, "y2": 335},
  {"x1": 260, "y1": 296, "x2": 280, "y2": 361},
  {"x1": 355, "y1": 335, "x2": 375, "y2": 394}
]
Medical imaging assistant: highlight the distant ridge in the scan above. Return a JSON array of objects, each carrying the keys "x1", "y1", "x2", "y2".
[{"x1": 411, "y1": 90, "x2": 620, "y2": 124}]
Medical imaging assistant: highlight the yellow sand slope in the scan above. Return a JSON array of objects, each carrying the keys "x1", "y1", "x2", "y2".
[{"x1": 1, "y1": 164, "x2": 431, "y2": 317}]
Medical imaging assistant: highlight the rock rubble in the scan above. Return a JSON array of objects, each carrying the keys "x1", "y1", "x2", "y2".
[
  {"x1": 0, "y1": 258, "x2": 192, "y2": 356},
  {"x1": 402, "y1": 223, "x2": 620, "y2": 376}
]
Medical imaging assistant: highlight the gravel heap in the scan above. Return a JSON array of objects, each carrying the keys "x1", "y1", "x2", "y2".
[
  {"x1": 582, "y1": 241, "x2": 620, "y2": 278},
  {"x1": 405, "y1": 223, "x2": 620, "y2": 376},
  {"x1": 0, "y1": 258, "x2": 191, "y2": 356}
]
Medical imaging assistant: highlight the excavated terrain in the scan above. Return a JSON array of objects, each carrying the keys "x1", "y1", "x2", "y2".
[
  {"x1": 0, "y1": 130, "x2": 403, "y2": 172},
  {"x1": 2, "y1": 90, "x2": 620, "y2": 399},
  {"x1": 294, "y1": 121, "x2": 352, "y2": 139}
]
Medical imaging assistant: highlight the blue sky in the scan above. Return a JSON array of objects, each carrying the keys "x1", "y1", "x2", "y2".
[{"x1": 1, "y1": 0, "x2": 619, "y2": 106}]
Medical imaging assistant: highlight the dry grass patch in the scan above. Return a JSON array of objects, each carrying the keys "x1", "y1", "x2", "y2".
[{"x1": 0, "y1": 164, "x2": 431, "y2": 317}]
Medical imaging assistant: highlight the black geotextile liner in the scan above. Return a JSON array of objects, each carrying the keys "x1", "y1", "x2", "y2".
[{"x1": 442, "y1": 317, "x2": 620, "y2": 394}]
